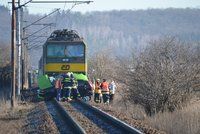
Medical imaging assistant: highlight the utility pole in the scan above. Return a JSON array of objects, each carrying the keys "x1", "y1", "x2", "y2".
[
  {"x1": 20, "y1": 7, "x2": 23, "y2": 92},
  {"x1": 11, "y1": 0, "x2": 16, "y2": 108},
  {"x1": 17, "y1": 0, "x2": 22, "y2": 96},
  {"x1": 21, "y1": 12, "x2": 25, "y2": 91},
  {"x1": 22, "y1": 27, "x2": 29, "y2": 90}
]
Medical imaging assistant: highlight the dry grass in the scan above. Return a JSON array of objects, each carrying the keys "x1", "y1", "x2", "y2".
[
  {"x1": 146, "y1": 100, "x2": 200, "y2": 134},
  {"x1": 0, "y1": 98, "x2": 10, "y2": 112},
  {"x1": 0, "y1": 98, "x2": 33, "y2": 134},
  {"x1": 111, "y1": 100, "x2": 147, "y2": 120}
]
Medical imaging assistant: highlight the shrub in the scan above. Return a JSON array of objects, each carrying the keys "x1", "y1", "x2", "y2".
[{"x1": 123, "y1": 38, "x2": 200, "y2": 115}]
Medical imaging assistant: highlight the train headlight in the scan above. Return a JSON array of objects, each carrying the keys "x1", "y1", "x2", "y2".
[{"x1": 62, "y1": 59, "x2": 69, "y2": 62}]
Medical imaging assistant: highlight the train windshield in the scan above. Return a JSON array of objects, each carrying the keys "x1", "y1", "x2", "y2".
[
  {"x1": 66, "y1": 44, "x2": 84, "y2": 57},
  {"x1": 47, "y1": 43, "x2": 84, "y2": 57},
  {"x1": 47, "y1": 45, "x2": 65, "y2": 57}
]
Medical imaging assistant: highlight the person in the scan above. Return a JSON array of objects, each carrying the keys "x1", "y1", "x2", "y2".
[
  {"x1": 55, "y1": 77, "x2": 63, "y2": 101},
  {"x1": 70, "y1": 77, "x2": 79, "y2": 100},
  {"x1": 109, "y1": 80, "x2": 116, "y2": 103},
  {"x1": 100, "y1": 79, "x2": 110, "y2": 104},
  {"x1": 67, "y1": 72, "x2": 74, "y2": 78},
  {"x1": 62, "y1": 73, "x2": 72, "y2": 101},
  {"x1": 88, "y1": 80, "x2": 94, "y2": 101},
  {"x1": 77, "y1": 80, "x2": 92, "y2": 102},
  {"x1": 94, "y1": 79, "x2": 102, "y2": 103}
]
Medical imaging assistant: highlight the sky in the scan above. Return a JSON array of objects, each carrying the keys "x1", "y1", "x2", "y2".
[{"x1": 1, "y1": 0, "x2": 200, "y2": 14}]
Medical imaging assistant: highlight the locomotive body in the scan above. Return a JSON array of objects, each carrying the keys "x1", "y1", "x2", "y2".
[{"x1": 39, "y1": 29, "x2": 87, "y2": 76}]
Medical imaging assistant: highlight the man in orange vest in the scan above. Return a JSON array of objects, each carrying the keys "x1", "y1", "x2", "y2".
[
  {"x1": 100, "y1": 79, "x2": 110, "y2": 104},
  {"x1": 94, "y1": 79, "x2": 102, "y2": 103}
]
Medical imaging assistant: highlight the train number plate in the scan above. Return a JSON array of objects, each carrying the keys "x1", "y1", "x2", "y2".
[{"x1": 61, "y1": 65, "x2": 70, "y2": 70}]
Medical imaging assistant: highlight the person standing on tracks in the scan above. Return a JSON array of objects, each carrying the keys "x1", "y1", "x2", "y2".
[
  {"x1": 94, "y1": 79, "x2": 102, "y2": 103},
  {"x1": 55, "y1": 76, "x2": 63, "y2": 101},
  {"x1": 70, "y1": 76, "x2": 79, "y2": 100},
  {"x1": 109, "y1": 80, "x2": 116, "y2": 103},
  {"x1": 100, "y1": 79, "x2": 110, "y2": 104},
  {"x1": 62, "y1": 74, "x2": 72, "y2": 101}
]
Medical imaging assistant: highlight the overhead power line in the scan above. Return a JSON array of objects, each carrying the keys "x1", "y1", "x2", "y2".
[
  {"x1": 23, "y1": 25, "x2": 50, "y2": 40},
  {"x1": 30, "y1": 1, "x2": 93, "y2": 4},
  {"x1": 30, "y1": 23, "x2": 56, "y2": 26},
  {"x1": 28, "y1": 35, "x2": 48, "y2": 43},
  {"x1": 23, "y1": 8, "x2": 60, "y2": 29},
  {"x1": 28, "y1": 43, "x2": 43, "y2": 50}
]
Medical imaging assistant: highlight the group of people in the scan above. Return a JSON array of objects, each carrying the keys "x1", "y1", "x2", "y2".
[
  {"x1": 53, "y1": 72, "x2": 81, "y2": 101},
  {"x1": 50, "y1": 73, "x2": 117, "y2": 104},
  {"x1": 94, "y1": 78, "x2": 116, "y2": 104}
]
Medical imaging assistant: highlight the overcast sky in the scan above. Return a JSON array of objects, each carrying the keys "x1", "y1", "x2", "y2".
[{"x1": 1, "y1": 0, "x2": 200, "y2": 14}]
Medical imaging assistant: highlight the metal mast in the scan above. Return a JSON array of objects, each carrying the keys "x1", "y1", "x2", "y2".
[
  {"x1": 11, "y1": 0, "x2": 16, "y2": 107},
  {"x1": 17, "y1": 0, "x2": 22, "y2": 96}
]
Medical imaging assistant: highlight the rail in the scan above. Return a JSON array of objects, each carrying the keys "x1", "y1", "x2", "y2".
[
  {"x1": 47, "y1": 99, "x2": 86, "y2": 134},
  {"x1": 78, "y1": 100, "x2": 143, "y2": 134}
]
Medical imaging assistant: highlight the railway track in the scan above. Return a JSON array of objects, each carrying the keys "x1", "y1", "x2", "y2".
[
  {"x1": 26, "y1": 87, "x2": 142, "y2": 133},
  {"x1": 45, "y1": 99, "x2": 86, "y2": 134},
  {"x1": 61, "y1": 100, "x2": 142, "y2": 134}
]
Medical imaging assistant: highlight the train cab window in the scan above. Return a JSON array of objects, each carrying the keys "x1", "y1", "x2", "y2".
[
  {"x1": 66, "y1": 44, "x2": 84, "y2": 57},
  {"x1": 47, "y1": 45, "x2": 65, "y2": 57}
]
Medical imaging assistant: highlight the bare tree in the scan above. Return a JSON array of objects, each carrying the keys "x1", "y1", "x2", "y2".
[
  {"x1": 88, "y1": 48, "x2": 117, "y2": 80},
  {"x1": 118, "y1": 38, "x2": 200, "y2": 115}
]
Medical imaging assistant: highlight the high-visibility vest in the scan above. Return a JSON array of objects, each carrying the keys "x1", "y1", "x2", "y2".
[
  {"x1": 63, "y1": 78, "x2": 72, "y2": 89},
  {"x1": 71, "y1": 79, "x2": 78, "y2": 89},
  {"x1": 64, "y1": 78, "x2": 70, "y2": 82},
  {"x1": 101, "y1": 82, "x2": 109, "y2": 94},
  {"x1": 95, "y1": 82, "x2": 101, "y2": 94}
]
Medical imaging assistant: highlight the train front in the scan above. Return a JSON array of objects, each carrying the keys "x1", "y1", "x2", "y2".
[{"x1": 43, "y1": 30, "x2": 87, "y2": 76}]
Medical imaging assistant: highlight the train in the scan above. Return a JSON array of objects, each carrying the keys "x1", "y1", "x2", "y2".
[
  {"x1": 39, "y1": 29, "x2": 87, "y2": 75},
  {"x1": 38, "y1": 29, "x2": 91, "y2": 100}
]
